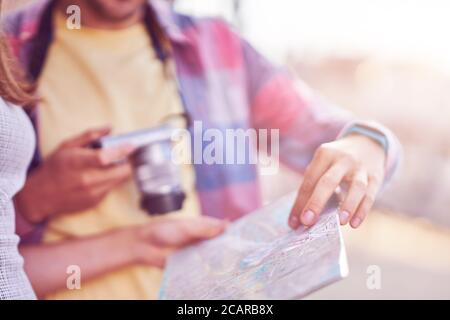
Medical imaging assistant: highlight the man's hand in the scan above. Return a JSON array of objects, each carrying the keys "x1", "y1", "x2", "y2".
[
  {"x1": 288, "y1": 134, "x2": 386, "y2": 229},
  {"x1": 20, "y1": 216, "x2": 227, "y2": 297},
  {"x1": 15, "y1": 127, "x2": 135, "y2": 223},
  {"x1": 127, "y1": 217, "x2": 227, "y2": 268}
]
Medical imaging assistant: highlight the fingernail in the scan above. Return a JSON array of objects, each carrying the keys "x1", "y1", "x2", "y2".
[
  {"x1": 339, "y1": 211, "x2": 350, "y2": 225},
  {"x1": 301, "y1": 210, "x2": 316, "y2": 226},
  {"x1": 289, "y1": 216, "x2": 300, "y2": 229},
  {"x1": 351, "y1": 217, "x2": 362, "y2": 228}
]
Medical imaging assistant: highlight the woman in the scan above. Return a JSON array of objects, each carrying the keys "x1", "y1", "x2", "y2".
[{"x1": 0, "y1": 4, "x2": 37, "y2": 299}]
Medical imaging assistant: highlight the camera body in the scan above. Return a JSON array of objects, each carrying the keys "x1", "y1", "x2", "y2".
[{"x1": 93, "y1": 125, "x2": 186, "y2": 215}]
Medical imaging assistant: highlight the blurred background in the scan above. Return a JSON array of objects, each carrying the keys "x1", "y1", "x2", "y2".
[{"x1": 4, "y1": 0, "x2": 450, "y2": 299}]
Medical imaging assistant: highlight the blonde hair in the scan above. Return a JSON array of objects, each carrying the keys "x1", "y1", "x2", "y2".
[{"x1": 0, "y1": 0, "x2": 36, "y2": 106}]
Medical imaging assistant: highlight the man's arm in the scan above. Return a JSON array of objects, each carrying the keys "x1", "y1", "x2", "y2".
[
  {"x1": 20, "y1": 217, "x2": 226, "y2": 298},
  {"x1": 239, "y1": 36, "x2": 401, "y2": 229},
  {"x1": 241, "y1": 39, "x2": 400, "y2": 177},
  {"x1": 20, "y1": 228, "x2": 138, "y2": 298}
]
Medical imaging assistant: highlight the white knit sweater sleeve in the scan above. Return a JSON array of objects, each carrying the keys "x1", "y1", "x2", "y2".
[{"x1": 0, "y1": 98, "x2": 36, "y2": 300}]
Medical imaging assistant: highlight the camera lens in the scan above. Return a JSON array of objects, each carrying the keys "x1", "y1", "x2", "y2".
[
  {"x1": 132, "y1": 139, "x2": 186, "y2": 215},
  {"x1": 140, "y1": 190, "x2": 186, "y2": 215}
]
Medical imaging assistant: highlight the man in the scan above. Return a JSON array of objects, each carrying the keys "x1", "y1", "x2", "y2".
[{"x1": 4, "y1": 0, "x2": 400, "y2": 299}]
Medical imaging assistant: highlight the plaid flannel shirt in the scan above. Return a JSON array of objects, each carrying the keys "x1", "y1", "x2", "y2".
[{"x1": 2, "y1": 0, "x2": 400, "y2": 227}]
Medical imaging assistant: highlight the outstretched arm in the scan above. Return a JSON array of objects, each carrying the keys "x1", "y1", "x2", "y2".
[
  {"x1": 20, "y1": 217, "x2": 226, "y2": 298},
  {"x1": 241, "y1": 37, "x2": 401, "y2": 229}
]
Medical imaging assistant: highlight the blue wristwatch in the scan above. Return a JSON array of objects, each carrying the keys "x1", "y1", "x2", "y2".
[{"x1": 342, "y1": 125, "x2": 389, "y2": 153}]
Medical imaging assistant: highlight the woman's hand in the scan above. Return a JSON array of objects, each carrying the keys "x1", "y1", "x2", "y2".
[
  {"x1": 129, "y1": 216, "x2": 227, "y2": 267},
  {"x1": 288, "y1": 134, "x2": 386, "y2": 229}
]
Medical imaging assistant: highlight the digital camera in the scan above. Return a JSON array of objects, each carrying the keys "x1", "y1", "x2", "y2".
[{"x1": 93, "y1": 125, "x2": 186, "y2": 215}]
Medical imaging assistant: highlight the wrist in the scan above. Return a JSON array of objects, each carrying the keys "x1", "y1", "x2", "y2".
[
  {"x1": 113, "y1": 226, "x2": 148, "y2": 265},
  {"x1": 15, "y1": 181, "x2": 48, "y2": 225},
  {"x1": 341, "y1": 124, "x2": 388, "y2": 155},
  {"x1": 15, "y1": 168, "x2": 56, "y2": 224},
  {"x1": 346, "y1": 133, "x2": 386, "y2": 158}
]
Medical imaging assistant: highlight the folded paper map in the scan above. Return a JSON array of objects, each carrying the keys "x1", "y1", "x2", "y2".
[{"x1": 159, "y1": 192, "x2": 348, "y2": 300}]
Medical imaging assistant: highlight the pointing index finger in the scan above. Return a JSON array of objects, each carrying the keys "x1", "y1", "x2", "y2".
[
  {"x1": 300, "y1": 160, "x2": 351, "y2": 227},
  {"x1": 288, "y1": 151, "x2": 331, "y2": 229}
]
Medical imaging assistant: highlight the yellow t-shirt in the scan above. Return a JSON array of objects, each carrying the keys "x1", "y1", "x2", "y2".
[{"x1": 38, "y1": 13, "x2": 199, "y2": 299}]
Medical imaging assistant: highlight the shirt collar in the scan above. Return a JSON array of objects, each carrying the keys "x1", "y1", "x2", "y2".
[{"x1": 149, "y1": 0, "x2": 190, "y2": 44}]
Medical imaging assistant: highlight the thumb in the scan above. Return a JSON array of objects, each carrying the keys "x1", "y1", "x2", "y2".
[
  {"x1": 167, "y1": 217, "x2": 227, "y2": 247},
  {"x1": 61, "y1": 126, "x2": 112, "y2": 149},
  {"x1": 142, "y1": 217, "x2": 227, "y2": 248}
]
